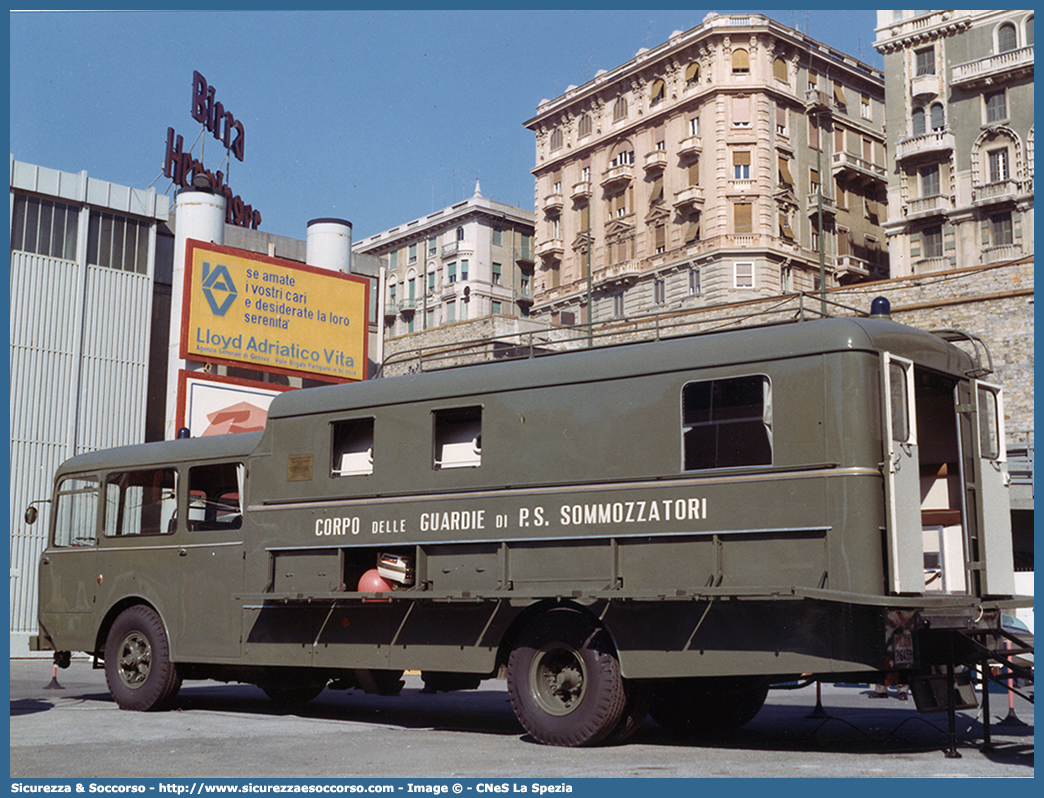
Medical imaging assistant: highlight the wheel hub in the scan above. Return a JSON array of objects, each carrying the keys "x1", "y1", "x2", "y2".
[
  {"x1": 117, "y1": 632, "x2": 152, "y2": 689},
  {"x1": 531, "y1": 647, "x2": 586, "y2": 716}
]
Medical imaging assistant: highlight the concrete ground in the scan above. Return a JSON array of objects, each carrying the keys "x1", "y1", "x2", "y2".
[{"x1": 10, "y1": 659, "x2": 1033, "y2": 779}]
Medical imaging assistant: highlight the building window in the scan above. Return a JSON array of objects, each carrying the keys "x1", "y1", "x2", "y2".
[
  {"x1": 915, "y1": 46, "x2": 935, "y2": 76},
  {"x1": 456, "y1": 227, "x2": 465, "y2": 242},
  {"x1": 778, "y1": 213, "x2": 794, "y2": 240},
  {"x1": 685, "y1": 211, "x2": 701, "y2": 244},
  {"x1": 650, "y1": 79, "x2": 665, "y2": 105},
  {"x1": 578, "y1": 202, "x2": 590, "y2": 232},
  {"x1": 733, "y1": 151, "x2": 751, "y2": 180},
  {"x1": 550, "y1": 129, "x2": 564, "y2": 151},
  {"x1": 407, "y1": 277, "x2": 416, "y2": 301},
  {"x1": 920, "y1": 163, "x2": 940, "y2": 196},
  {"x1": 990, "y1": 211, "x2": 1013, "y2": 246},
  {"x1": 775, "y1": 104, "x2": 788, "y2": 136},
  {"x1": 609, "y1": 147, "x2": 634, "y2": 168},
  {"x1": 613, "y1": 96, "x2": 628, "y2": 121},
  {"x1": 860, "y1": 94, "x2": 871, "y2": 121},
  {"x1": 930, "y1": 103, "x2": 945, "y2": 131},
  {"x1": 520, "y1": 276, "x2": 530, "y2": 296},
  {"x1": 653, "y1": 223, "x2": 666, "y2": 254},
  {"x1": 578, "y1": 113, "x2": 592, "y2": 138},
  {"x1": 428, "y1": 236, "x2": 438, "y2": 256},
  {"x1": 447, "y1": 262, "x2": 457, "y2": 283},
  {"x1": 653, "y1": 278, "x2": 666, "y2": 305},
  {"x1": 613, "y1": 291, "x2": 625, "y2": 317},
  {"x1": 773, "y1": 57, "x2": 787, "y2": 82},
  {"x1": 388, "y1": 251, "x2": 398, "y2": 270},
  {"x1": 923, "y1": 225, "x2": 943, "y2": 258},
  {"x1": 988, "y1": 148, "x2": 1010, "y2": 183},
  {"x1": 985, "y1": 90, "x2": 1007, "y2": 123},
  {"x1": 998, "y1": 22, "x2": 1018, "y2": 52},
  {"x1": 427, "y1": 271, "x2": 436, "y2": 292},
  {"x1": 689, "y1": 114, "x2": 700, "y2": 137},
  {"x1": 408, "y1": 243, "x2": 418, "y2": 263},
  {"x1": 687, "y1": 158, "x2": 700, "y2": 187},
  {"x1": 832, "y1": 83, "x2": 847, "y2": 112},
  {"x1": 446, "y1": 299, "x2": 456, "y2": 323},
  {"x1": 809, "y1": 168, "x2": 820, "y2": 196},
  {"x1": 649, "y1": 175, "x2": 664, "y2": 206},
  {"x1": 735, "y1": 261, "x2": 754, "y2": 288},
  {"x1": 682, "y1": 375, "x2": 772, "y2": 471},
  {"x1": 11, "y1": 194, "x2": 80, "y2": 261},
  {"x1": 777, "y1": 155, "x2": 794, "y2": 189},
  {"x1": 549, "y1": 216, "x2": 561, "y2": 239},
  {"x1": 425, "y1": 307, "x2": 435, "y2": 328},
  {"x1": 689, "y1": 268, "x2": 701, "y2": 295},
  {"x1": 733, "y1": 203, "x2": 753, "y2": 234},
  {"x1": 492, "y1": 227, "x2": 502, "y2": 247},
  {"x1": 491, "y1": 300, "x2": 502, "y2": 315},
  {"x1": 460, "y1": 260, "x2": 469, "y2": 281},
  {"x1": 732, "y1": 48, "x2": 750, "y2": 74},
  {"x1": 911, "y1": 107, "x2": 926, "y2": 137},
  {"x1": 87, "y1": 210, "x2": 150, "y2": 273},
  {"x1": 492, "y1": 262, "x2": 502, "y2": 284},
  {"x1": 1028, "y1": 15, "x2": 1034, "y2": 46},
  {"x1": 732, "y1": 95, "x2": 750, "y2": 127},
  {"x1": 685, "y1": 62, "x2": 700, "y2": 86}
]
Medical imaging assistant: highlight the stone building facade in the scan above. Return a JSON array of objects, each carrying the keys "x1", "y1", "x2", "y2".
[
  {"x1": 353, "y1": 185, "x2": 535, "y2": 339},
  {"x1": 874, "y1": 10, "x2": 1034, "y2": 276},
  {"x1": 524, "y1": 12, "x2": 890, "y2": 327}
]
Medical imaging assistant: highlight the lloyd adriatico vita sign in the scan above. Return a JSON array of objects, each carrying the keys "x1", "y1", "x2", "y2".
[{"x1": 181, "y1": 240, "x2": 369, "y2": 382}]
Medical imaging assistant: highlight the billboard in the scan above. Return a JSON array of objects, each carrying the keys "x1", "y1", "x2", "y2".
[
  {"x1": 181, "y1": 240, "x2": 368, "y2": 381},
  {"x1": 176, "y1": 371, "x2": 292, "y2": 437}
]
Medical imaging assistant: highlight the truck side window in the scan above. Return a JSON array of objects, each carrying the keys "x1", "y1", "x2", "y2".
[
  {"x1": 332, "y1": 418, "x2": 375, "y2": 476},
  {"x1": 188, "y1": 463, "x2": 243, "y2": 530},
  {"x1": 434, "y1": 407, "x2": 482, "y2": 469},
  {"x1": 104, "y1": 468, "x2": 178, "y2": 537},
  {"x1": 52, "y1": 476, "x2": 100, "y2": 548},
  {"x1": 682, "y1": 375, "x2": 772, "y2": 470}
]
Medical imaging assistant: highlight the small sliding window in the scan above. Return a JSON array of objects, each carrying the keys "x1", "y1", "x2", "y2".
[
  {"x1": 433, "y1": 406, "x2": 482, "y2": 470},
  {"x1": 332, "y1": 418, "x2": 375, "y2": 476}
]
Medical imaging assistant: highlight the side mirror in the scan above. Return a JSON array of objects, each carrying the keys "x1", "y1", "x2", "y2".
[{"x1": 24, "y1": 505, "x2": 38, "y2": 525}]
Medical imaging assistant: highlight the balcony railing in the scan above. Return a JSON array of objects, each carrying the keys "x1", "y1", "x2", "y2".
[
  {"x1": 542, "y1": 192, "x2": 563, "y2": 213},
  {"x1": 895, "y1": 129, "x2": 954, "y2": 163},
  {"x1": 905, "y1": 193, "x2": 951, "y2": 218},
  {"x1": 600, "y1": 164, "x2": 634, "y2": 188},
  {"x1": 593, "y1": 259, "x2": 642, "y2": 286},
  {"x1": 981, "y1": 243, "x2": 1023, "y2": 264},
  {"x1": 972, "y1": 179, "x2": 1027, "y2": 206},
  {"x1": 913, "y1": 257, "x2": 953, "y2": 274},
  {"x1": 570, "y1": 180, "x2": 592, "y2": 201},
  {"x1": 952, "y1": 46, "x2": 1034, "y2": 88},
  {"x1": 835, "y1": 255, "x2": 872, "y2": 280},
  {"x1": 672, "y1": 185, "x2": 705, "y2": 209},
  {"x1": 806, "y1": 193, "x2": 837, "y2": 215},
  {"x1": 678, "y1": 135, "x2": 702, "y2": 157},
  {"x1": 831, "y1": 151, "x2": 887, "y2": 183},
  {"x1": 644, "y1": 150, "x2": 668, "y2": 171},
  {"x1": 910, "y1": 73, "x2": 940, "y2": 99},
  {"x1": 535, "y1": 238, "x2": 564, "y2": 259}
]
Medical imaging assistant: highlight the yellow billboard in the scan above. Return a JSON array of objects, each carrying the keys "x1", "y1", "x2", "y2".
[{"x1": 181, "y1": 240, "x2": 369, "y2": 382}]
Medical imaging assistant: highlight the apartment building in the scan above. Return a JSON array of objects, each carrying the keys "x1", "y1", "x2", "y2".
[
  {"x1": 524, "y1": 13, "x2": 889, "y2": 325},
  {"x1": 354, "y1": 184, "x2": 535, "y2": 339},
  {"x1": 875, "y1": 10, "x2": 1034, "y2": 275}
]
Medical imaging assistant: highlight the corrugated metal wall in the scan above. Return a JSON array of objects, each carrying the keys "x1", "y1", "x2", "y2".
[{"x1": 9, "y1": 251, "x2": 153, "y2": 643}]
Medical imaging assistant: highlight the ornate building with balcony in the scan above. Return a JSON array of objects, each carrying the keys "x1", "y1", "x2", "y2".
[
  {"x1": 875, "y1": 10, "x2": 1034, "y2": 276},
  {"x1": 524, "y1": 13, "x2": 889, "y2": 325},
  {"x1": 352, "y1": 183, "x2": 535, "y2": 339}
]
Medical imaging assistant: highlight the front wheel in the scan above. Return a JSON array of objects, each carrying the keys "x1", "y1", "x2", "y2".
[
  {"x1": 104, "y1": 605, "x2": 181, "y2": 711},
  {"x1": 506, "y1": 609, "x2": 626, "y2": 747}
]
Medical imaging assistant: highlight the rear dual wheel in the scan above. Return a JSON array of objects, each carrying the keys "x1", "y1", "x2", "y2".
[{"x1": 507, "y1": 609, "x2": 627, "y2": 747}]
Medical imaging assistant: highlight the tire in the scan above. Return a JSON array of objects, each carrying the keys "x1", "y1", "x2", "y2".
[
  {"x1": 603, "y1": 679, "x2": 651, "y2": 745},
  {"x1": 261, "y1": 682, "x2": 327, "y2": 705},
  {"x1": 506, "y1": 609, "x2": 626, "y2": 747},
  {"x1": 649, "y1": 677, "x2": 768, "y2": 737},
  {"x1": 104, "y1": 605, "x2": 181, "y2": 711}
]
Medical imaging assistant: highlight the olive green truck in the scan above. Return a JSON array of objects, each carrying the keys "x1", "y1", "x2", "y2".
[{"x1": 31, "y1": 312, "x2": 1031, "y2": 747}]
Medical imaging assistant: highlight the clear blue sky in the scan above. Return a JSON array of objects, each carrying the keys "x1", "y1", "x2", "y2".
[{"x1": 9, "y1": 8, "x2": 882, "y2": 242}]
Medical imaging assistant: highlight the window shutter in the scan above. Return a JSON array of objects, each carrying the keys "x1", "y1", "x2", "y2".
[
  {"x1": 778, "y1": 156, "x2": 794, "y2": 186},
  {"x1": 655, "y1": 224, "x2": 666, "y2": 249},
  {"x1": 734, "y1": 150, "x2": 751, "y2": 167},
  {"x1": 833, "y1": 83, "x2": 846, "y2": 106},
  {"x1": 733, "y1": 96, "x2": 750, "y2": 125},
  {"x1": 734, "y1": 203, "x2": 753, "y2": 233},
  {"x1": 732, "y1": 48, "x2": 749, "y2": 72},
  {"x1": 685, "y1": 62, "x2": 700, "y2": 84},
  {"x1": 688, "y1": 160, "x2": 700, "y2": 186}
]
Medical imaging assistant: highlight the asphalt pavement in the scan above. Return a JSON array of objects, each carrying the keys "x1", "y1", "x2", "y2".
[{"x1": 9, "y1": 659, "x2": 1033, "y2": 779}]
